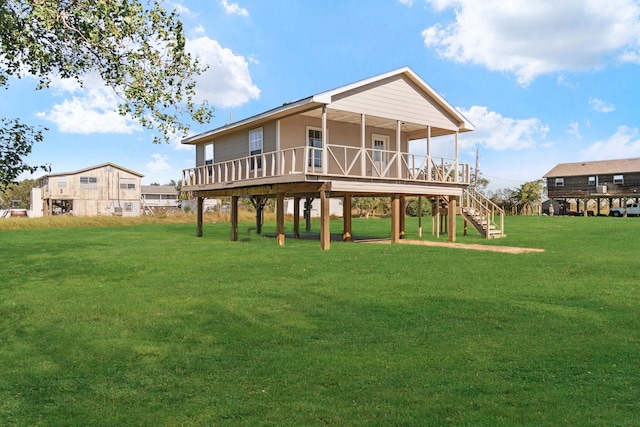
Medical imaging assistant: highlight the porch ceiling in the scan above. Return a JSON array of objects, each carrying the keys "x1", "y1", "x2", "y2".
[{"x1": 300, "y1": 108, "x2": 455, "y2": 138}]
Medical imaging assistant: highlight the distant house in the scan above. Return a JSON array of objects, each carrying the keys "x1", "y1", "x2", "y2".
[
  {"x1": 181, "y1": 66, "x2": 505, "y2": 248},
  {"x1": 543, "y1": 158, "x2": 640, "y2": 215},
  {"x1": 141, "y1": 185, "x2": 180, "y2": 209},
  {"x1": 32, "y1": 163, "x2": 143, "y2": 217}
]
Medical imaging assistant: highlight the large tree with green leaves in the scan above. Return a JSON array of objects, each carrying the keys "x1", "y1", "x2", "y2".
[
  {"x1": 0, "y1": 0, "x2": 213, "y2": 190},
  {"x1": 514, "y1": 179, "x2": 546, "y2": 215}
]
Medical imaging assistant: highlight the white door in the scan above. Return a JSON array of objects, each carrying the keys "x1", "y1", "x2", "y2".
[{"x1": 372, "y1": 134, "x2": 389, "y2": 177}]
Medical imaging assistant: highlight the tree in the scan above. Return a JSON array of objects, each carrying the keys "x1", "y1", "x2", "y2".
[
  {"x1": 0, "y1": 0, "x2": 214, "y2": 191},
  {"x1": 0, "y1": 178, "x2": 37, "y2": 208},
  {"x1": 0, "y1": 119, "x2": 48, "y2": 189},
  {"x1": 514, "y1": 179, "x2": 546, "y2": 215}
]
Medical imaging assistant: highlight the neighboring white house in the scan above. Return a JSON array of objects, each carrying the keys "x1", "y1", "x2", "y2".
[
  {"x1": 141, "y1": 185, "x2": 180, "y2": 208},
  {"x1": 284, "y1": 197, "x2": 342, "y2": 218},
  {"x1": 32, "y1": 163, "x2": 144, "y2": 217}
]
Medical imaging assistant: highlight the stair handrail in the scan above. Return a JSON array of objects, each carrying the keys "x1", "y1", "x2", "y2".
[{"x1": 462, "y1": 187, "x2": 505, "y2": 237}]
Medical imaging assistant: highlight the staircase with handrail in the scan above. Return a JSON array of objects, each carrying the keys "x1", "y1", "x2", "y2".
[{"x1": 459, "y1": 187, "x2": 506, "y2": 239}]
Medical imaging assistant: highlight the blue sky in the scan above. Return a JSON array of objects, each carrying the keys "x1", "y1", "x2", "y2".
[{"x1": 5, "y1": 0, "x2": 640, "y2": 191}]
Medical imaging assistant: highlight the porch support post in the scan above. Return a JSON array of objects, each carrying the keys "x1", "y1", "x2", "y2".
[
  {"x1": 448, "y1": 196, "x2": 457, "y2": 243},
  {"x1": 391, "y1": 194, "x2": 401, "y2": 243},
  {"x1": 396, "y1": 120, "x2": 402, "y2": 179},
  {"x1": 343, "y1": 193, "x2": 352, "y2": 242},
  {"x1": 196, "y1": 195, "x2": 204, "y2": 237},
  {"x1": 276, "y1": 192, "x2": 285, "y2": 246},
  {"x1": 321, "y1": 106, "x2": 328, "y2": 175},
  {"x1": 320, "y1": 190, "x2": 330, "y2": 250},
  {"x1": 293, "y1": 196, "x2": 301, "y2": 238},
  {"x1": 584, "y1": 198, "x2": 588, "y2": 217},
  {"x1": 426, "y1": 126, "x2": 432, "y2": 181},
  {"x1": 361, "y1": 114, "x2": 366, "y2": 177},
  {"x1": 400, "y1": 195, "x2": 406, "y2": 239},
  {"x1": 418, "y1": 196, "x2": 423, "y2": 237},
  {"x1": 597, "y1": 198, "x2": 601, "y2": 216},
  {"x1": 454, "y1": 131, "x2": 459, "y2": 183},
  {"x1": 230, "y1": 196, "x2": 238, "y2": 241}
]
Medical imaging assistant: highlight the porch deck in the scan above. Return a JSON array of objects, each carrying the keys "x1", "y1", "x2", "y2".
[{"x1": 182, "y1": 144, "x2": 470, "y2": 194}]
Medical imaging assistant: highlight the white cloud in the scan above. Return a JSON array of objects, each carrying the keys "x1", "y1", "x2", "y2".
[
  {"x1": 187, "y1": 36, "x2": 260, "y2": 107},
  {"x1": 147, "y1": 154, "x2": 171, "y2": 171},
  {"x1": 457, "y1": 106, "x2": 549, "y2": 151},
  {"x1": 36, "y1": 82, "x2": 141, "y2": 134},
  {"x1": 581, "y1": 126, "x2": 640, "y2": 159},
  {"x1": 422, "y1": 0, "x2": 640, "y2": 85},
  {"x1": 567, "y1": 122, "x2": 582, "y2": 139},
  {"x1": 589, "y1": 97, "x2": 616, "y2": 113},
  {"x1": 398, "y1": 0, "x2": 413, "y2": 6},
  {"x1": 221, "y1": 0, "x2": 249, "y2": 17}
]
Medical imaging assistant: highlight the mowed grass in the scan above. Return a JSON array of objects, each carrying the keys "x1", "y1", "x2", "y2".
[{"x1": 1, "y1": 215, "x2": 639, "y2": 426}]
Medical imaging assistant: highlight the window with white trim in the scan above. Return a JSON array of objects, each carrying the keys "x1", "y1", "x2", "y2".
[
  {"x1": 119, "y1": 177, "x2": 136, "y2": 190},
  {"x1": 57, "y1": 176, "x2": 67, "y2": 189},
  {"x1": 80, "y1": 176, "x2": 98, "y2": 189},
  {"x1": 613, "y1": 174, "x2": 624, "y2": 184},
  {"x1": 588, "y1": 176, "x2": 596, "y2": 185},
  {"x1": 555, "y1": 178, "x2": 564, "y2": 186},
  {"x1": 249, "y1": 128, "x2": 263, "y2": 170},
  {"x1": 307, "y1": 127, "x2": 322, "y2": 168}
]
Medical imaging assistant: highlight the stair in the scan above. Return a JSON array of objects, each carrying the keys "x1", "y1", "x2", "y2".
[{"x1": 459, "y1": 188, "x2": 506, "y2": 239}]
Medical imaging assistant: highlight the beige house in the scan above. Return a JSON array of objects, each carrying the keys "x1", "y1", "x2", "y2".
[
  {"x1": 141, "y1": 185, "x2": 180, "y2": 208},
  {"x1": 182, "y1": 67, "x2": 504, "y2": 248},
  {"x1": 34, "y1": 163, "x2": 143, "y2": 217}
]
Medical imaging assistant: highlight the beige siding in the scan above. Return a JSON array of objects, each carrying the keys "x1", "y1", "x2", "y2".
[
  {"x1": 210, "y1": 121, "x2": 278, "y2": 165},
  {"x1": 280, "y1": 115, "x2": 407, "y2": 152},
  {"x1": 330, "y1": 75, "x2": 460, "y2": 131},
  {"x1": 41, "y1": 165, "x2": 142, "y2": 217}
]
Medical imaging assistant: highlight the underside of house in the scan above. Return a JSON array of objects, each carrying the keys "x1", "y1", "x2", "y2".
[{"x1": 182, "y1": 67, "x2": 505, "y2": 249}]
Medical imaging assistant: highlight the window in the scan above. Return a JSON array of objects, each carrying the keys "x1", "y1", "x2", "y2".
[
  {"x1": 80, "y1": 176, "x2": 98, "y2": 189},
  {"x1": 588, "y1": 176, "x2": 596, "y2": 185},
  {"x1": 555, "y1": 178, "x2": 564, "y2": 186},
  {"x1": 613, "y1": 174, "x2": 624, "y2": 184},
  {"x1": 119, "y1": 178, "x2": 136, "y2": 190},
  {"x1": 58, "y1": 176, "x2": 67, "y2": 189},
  {"x1": 124, "y1": 202, "x2": 133, "y2": 212},
  {"x1": 307, "y1": 127, "x2": 322, "y2": 168},
  {"x1": 249, "y1": 128, "x2": 263, "y2": 170}
]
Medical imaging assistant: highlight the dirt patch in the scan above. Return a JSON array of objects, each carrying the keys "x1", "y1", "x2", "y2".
[{"x1": 366, "y1": 239, "x2": 545, "y2": 254}]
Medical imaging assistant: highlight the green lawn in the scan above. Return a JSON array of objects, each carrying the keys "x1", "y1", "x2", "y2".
[{"x1": 1, "y1": 215, "x2": 639, "y2": 426}]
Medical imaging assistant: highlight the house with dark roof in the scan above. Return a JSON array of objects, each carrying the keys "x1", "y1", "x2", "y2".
[
  {"x1": 543, "y1": 158, "x2": 640, "y2": 215},
  {"x1": 181, "y1": 67, "x2": 505, "y2": 248}
]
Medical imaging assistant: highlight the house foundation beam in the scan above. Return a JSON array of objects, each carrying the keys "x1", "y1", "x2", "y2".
[
  {"x1": 448, "y1": 196, "x2": 457, "y2": 243},
  {"x1": 293, "y1": 196, "x2": 301, "y2": 238},
  {"x1": 320, "y1": 190, "x2": 330, "y2": 250},
  {"x1": 391, "y1": 194, "x2": 401, "y2": 243},
  {"x1": 276, "y1": 192, "x2": 285, "y2": 246},
  {"x1": 197, "y1": 196, "x2": 204, "y2": 237},
  {"x1": 230, "y1": 195, "x2": 239, "y2": 241},
  {"x1": 343, "y1": 193, "x2": 352, "y2": 241}
]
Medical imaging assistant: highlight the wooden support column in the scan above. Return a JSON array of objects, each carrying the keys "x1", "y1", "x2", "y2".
[
  {"x1": 276, "y1": 193, "x2": 285, "y2": 246},
  {"x1": 399, "y1": 195, "x2": 406, "y2": 239},
  {"x1": 293, "y1": 196, "x2": 301, "y2": 238},
  {"x1": 417, "y1": 196, "x2": 423, "y2": 237},
  {"x1": 230, "y1": 195, "x2": 238, "y2": 241},
  {"x1": 320, "y1": 190, "x2": 330, "y2": 250},
  {"x1": 305, "y1": 197, "x2": 313, "y2": 232},
  {"x1": 343, "y1": 193, "x2": 352, "y2": 242},
  {"x1": 597, "y1": 198, "x2": 601, "y2": 216},
  {"x1": 391, "y1": 194, "x2": 401, "y2": 243},
  {"x1": 361, "y1": 114, "x2": 367, "y2": 176},
  {"x1": 196, "y1": 196, "x2": 204, "y2": 237},
  {"x1": 448, "y1": 196, "x2": 457, "y2": 243},
  {"x1": 584, "y1": 198, "x2": 588, "y2": 217}
]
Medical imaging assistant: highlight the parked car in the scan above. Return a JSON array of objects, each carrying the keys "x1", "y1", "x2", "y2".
[
  {"x1": 9, "y1": 208, "x2": 28, "y2": 217},
  {"x1": 609, "y1": 203, "x2": 640, "y2": 217}
]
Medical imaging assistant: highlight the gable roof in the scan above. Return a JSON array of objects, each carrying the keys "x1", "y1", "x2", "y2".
[
  {"x1": 183, "y1": 66, "x2": 473, "y2": 145},
  {"x1": 543, "y1": 158, "x2": 640, "y2": 178},
  {"x1": 141, "y1": 185, "x2": 178, "y2": 195},
  {"x1": 41, "y1": 162, "x2": 144, "y2": 179}
]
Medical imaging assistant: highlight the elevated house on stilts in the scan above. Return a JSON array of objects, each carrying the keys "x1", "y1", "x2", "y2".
[{"x1": 182, "y1": 67, "x2": 505, "y2": 249}]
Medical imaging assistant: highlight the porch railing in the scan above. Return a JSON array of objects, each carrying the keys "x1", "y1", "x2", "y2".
[{"x1": 183, "y1": 144, "x2": 470, "y2": 187}]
